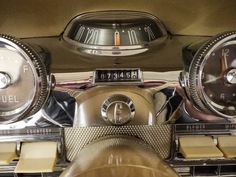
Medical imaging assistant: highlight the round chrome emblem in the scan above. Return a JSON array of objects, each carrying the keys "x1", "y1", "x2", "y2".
[{"x1": 101, "y1": 95, "x2": 135, "y2": 125}]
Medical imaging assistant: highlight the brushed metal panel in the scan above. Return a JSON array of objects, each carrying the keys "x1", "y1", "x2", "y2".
[{"x1": 64, "y1": 124, "x2": 172, "y2": 161}]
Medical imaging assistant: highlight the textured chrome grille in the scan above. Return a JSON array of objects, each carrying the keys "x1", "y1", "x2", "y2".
[{"x1": 64, "y1": 124, "x2": 172, "y2": 161}]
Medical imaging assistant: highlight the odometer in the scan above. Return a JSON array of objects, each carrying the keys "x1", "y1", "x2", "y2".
[{"x1": 94, "y1": 68, "x2": 143, "y2": 84}]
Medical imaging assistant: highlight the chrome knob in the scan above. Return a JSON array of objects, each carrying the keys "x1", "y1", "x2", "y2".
[
  {"x1": 0, "y1": 72, "x2": 10, "y2": 89},
  {"x1": 226, "y1": 69, "x2": 236, "y2": 84},
  {"x1": 101, "y1": 95, "x2": 135, "y2": 125}
]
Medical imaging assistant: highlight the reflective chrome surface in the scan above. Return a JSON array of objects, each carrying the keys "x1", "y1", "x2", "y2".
[
  {"x1": 73, "y1": 86, "x2": 156, "y2": 127},
  {"x1": 226, "y1": 68, "x2": 236, "y2": 84},
  {"x1": 0, "y1": 72, "x2": 11, "y2": 89},
  {"x1": 181, "y1": 32, "x2": 236, "y2": 119},
  {"x1": 101, "y1": 94, "x2": 135, "y2": 125},
  {"x1": 0, "y1": 35, "x2": 51, "y2": 124},
  {"x1": 0, "y1": 38, "x2": 37, "y2": 122},
  {"x1": 63, "y1": 11, "x2": 168, "y2": 56}
]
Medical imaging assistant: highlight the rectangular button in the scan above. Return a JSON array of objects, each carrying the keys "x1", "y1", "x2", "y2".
[
  {"x1": 179, "y1": 136, "x2": 223, "y2": 159},
  {"x1": 218, "y1": 136, "x2": 236, "y2": 158},
  {"x1": 0, "y1": 142, "x2": 16, "y2": 164},
  {"x1": 15, "y1": 141, "x2": 57, "y2": 173}
]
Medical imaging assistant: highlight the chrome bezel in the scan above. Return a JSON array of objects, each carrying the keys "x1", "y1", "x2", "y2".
[
  {"x1": 0, "y1": 35, "x2": 50, "y2": 124},
  {"x1": 101, "y1": 94, "x2": 135, "y2": 125},
  {"x1": 188, "y1": 32, "x2": 236, "y2": 119},
  {"x1": 62, "y1": 10, "x2": 168, "y2": 56},
  {"x1": 0, "y1": 40, "x2": 37, "y2": 118}
]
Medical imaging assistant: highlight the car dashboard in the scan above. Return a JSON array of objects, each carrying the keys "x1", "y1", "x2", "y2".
[{"x1": 0, "y1": 1, "x2": 236, "y2": 177}]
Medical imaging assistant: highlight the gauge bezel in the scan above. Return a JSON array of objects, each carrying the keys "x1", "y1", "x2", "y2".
[
  {"x1": 0, "y1": 35, "x2": 50, "y2": 124},
  {"x1": 62, "y1": 11, "x2": 168, "y2": 56},
  {"x1": 188, "y1": 31, "x2": 236, "y2": 119}
]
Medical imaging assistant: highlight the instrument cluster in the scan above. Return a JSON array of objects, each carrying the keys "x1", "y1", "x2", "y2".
[{"x1": 0, "y1": 10, "x2": 236, "y2": 177}]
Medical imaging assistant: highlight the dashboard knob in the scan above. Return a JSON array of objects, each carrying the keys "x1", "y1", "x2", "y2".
[
  {"x1": 0, "y1": 72, "x2": 11, "y2": 89},
  {"x1": 101, "y1": 95, "x2": 135, "y2": 125}
]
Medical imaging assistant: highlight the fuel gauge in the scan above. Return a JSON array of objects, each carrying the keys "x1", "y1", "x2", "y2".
[{"x1": 0, "y1": 35, "x2": 50, "y2": 124}]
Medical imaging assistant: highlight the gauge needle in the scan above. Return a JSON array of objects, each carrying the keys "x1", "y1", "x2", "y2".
[
  {"x1": 221, "y1": 52, "x2": 228, "y2": 74},
  {"x1": 204, "y1": 76, "x2": 222, "y2": 84},
  {"x1": 114, "y1": 31, "x2": 120, "y2": 46}
]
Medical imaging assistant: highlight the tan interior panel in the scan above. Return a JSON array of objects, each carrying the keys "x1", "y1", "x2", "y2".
[
  {"x1": 1, "y1": 0, "x2": 236, "y2": 37},
  {"x1": 179, "y1": 136, "x2": 223, "y2": 159},
  {"x1": 0, "y1": 142, "x2": 16, "y2": 165}
]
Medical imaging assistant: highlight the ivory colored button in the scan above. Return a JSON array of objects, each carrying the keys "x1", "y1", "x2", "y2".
[
  {"x1": 218, "y1": 136, "x2": 236, "y2": 158},
  {"x1": 0, "y1": 142, "x2": 16, "y2": 164},
  {"x1": 179, "y1": 136, "x2": 223, "y2": 159},
  {"x1": 15, "y1": 141, "x2": 57, "y2": 173}
]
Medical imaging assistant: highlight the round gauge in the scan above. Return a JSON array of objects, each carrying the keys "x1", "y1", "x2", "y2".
[
  {"x1": 63, "y1": 11, "x2": 168, "y2": 56},
  {"x1": 0, "y1": 35, "x2": 49, "y2": 124},
  {"x1": 180, "y1": 31, "x2": 236, "y2": 119}
]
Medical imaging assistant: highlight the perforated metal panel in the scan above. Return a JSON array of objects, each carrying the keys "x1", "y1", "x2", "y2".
[{"x1": 64, "y1": 124, "x2": 172, "y2": 161}]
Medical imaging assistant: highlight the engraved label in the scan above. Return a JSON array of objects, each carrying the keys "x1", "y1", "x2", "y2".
[
  {"x1": 225, "y1": 124, "x2": 236, "y2": 130},
  {"x1": 144, "y1": 26, "x2": 156, "y2": 41},
  {"x1": 113, "y1": 72, "x2": 118, "y2": 80},
  {"x1": 222, "y1": 48, "x2": 230, "y2": 57},
  {"x1": 220, "y1": 93, "x2": 225, "y2": 100},
  {"x1": 119, "y1": 72, "x2": 124, "y2": 79},
  {"x1": 0, "y1": 95, "x2": 19, "y2": 103},
  {"x1": 131, "y1": 71, "x2": 138, "y2": 79},
  {"x1": 128, "y1": 30, "x2": 139, "y2": 45},
  {"x1": 90, "y1": 49, "x2": 101, "y2": 55},
  {"x1": 23, "y1": 65, "x2": 29, "y2": 73},
  {"x1": 74, "y1": 26, "x2": 85, "y2": 41},
  {"x1": 107, "y1": 72, "x2": 111, "y2": 80},
  {"x1": 84, "y1": 28, "x2": 99, "y2": 44},
  {"x1": 26, "y1": 128, "x2": 52, "y2": 135},
  {"x1": 126, "y1": 71, "x2": 131, "y2": 79},
  {"x1": 186, "y1": 124, "x2": 206, "y2": 132},
  {"x1": 101, "y1": 73, "x2": 105, "y2": 80}
]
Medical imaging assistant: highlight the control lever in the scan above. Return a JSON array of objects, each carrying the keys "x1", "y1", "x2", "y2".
[{"x1": 156, "y1": 87, "x2": 176, "y2": 118}]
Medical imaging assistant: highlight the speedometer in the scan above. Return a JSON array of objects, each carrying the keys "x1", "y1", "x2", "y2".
[
  {"x1": 63, "y1": 11, "x2": 167, "y2": 56},
  {"x1": 180, "y1": 31, "x2": 236, "y2": 119}
]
